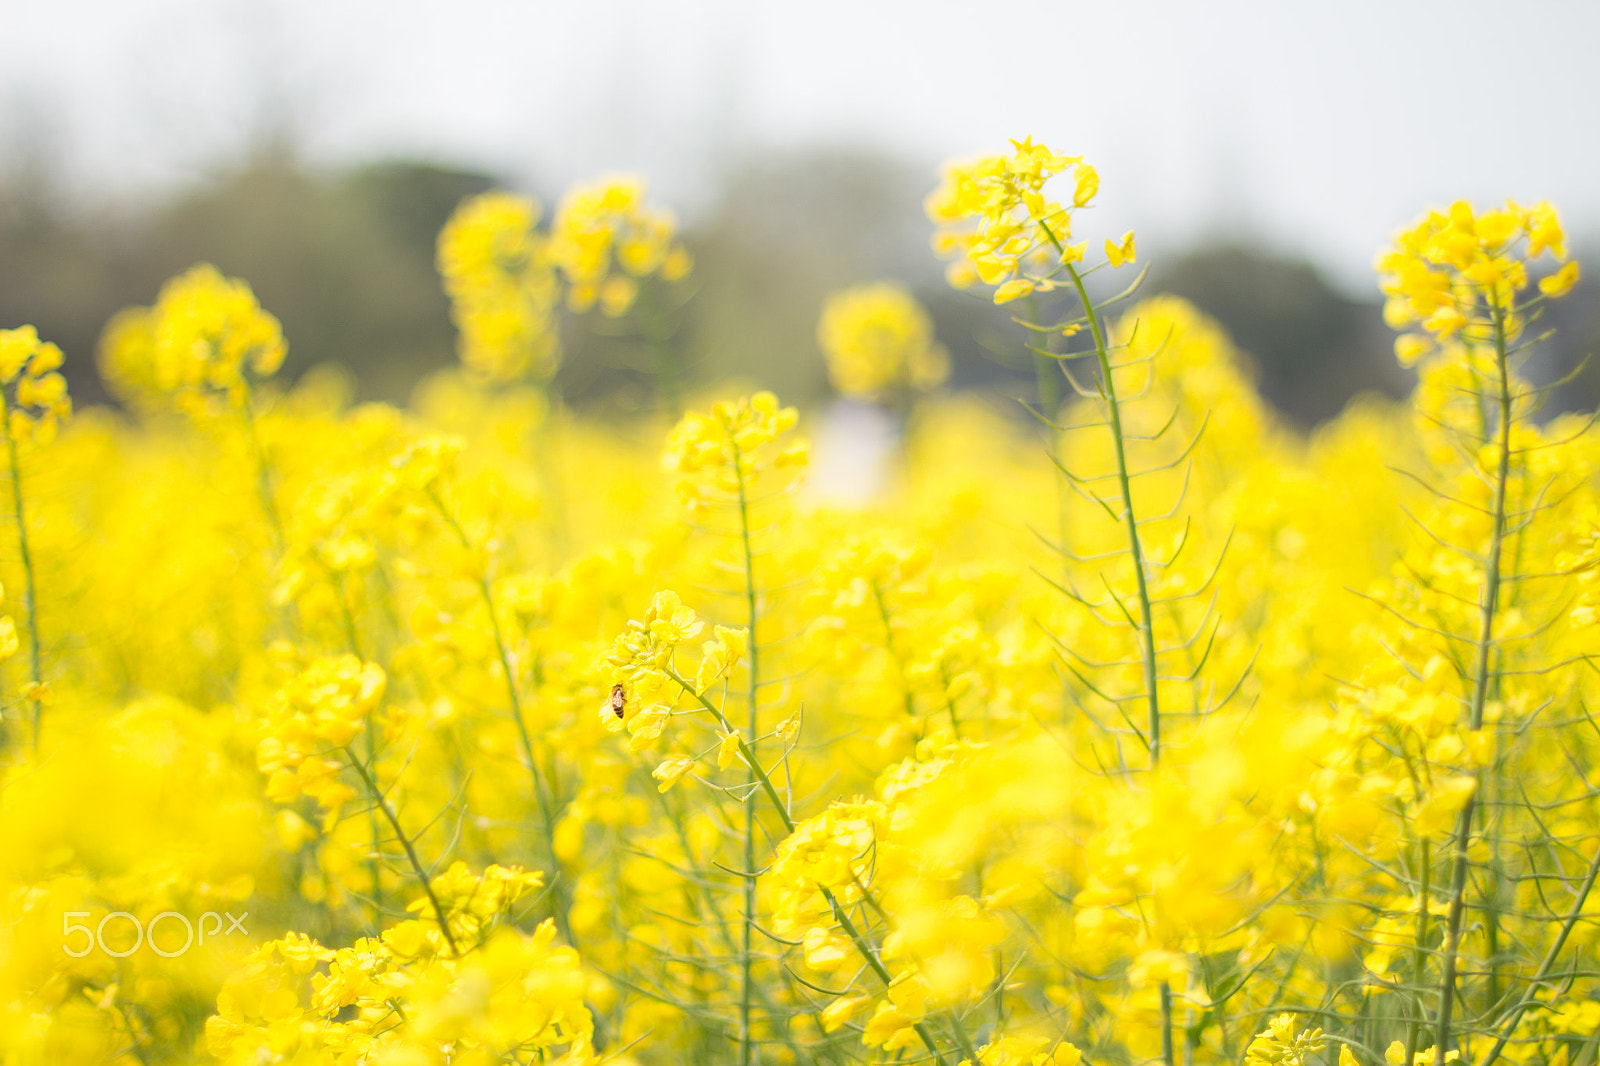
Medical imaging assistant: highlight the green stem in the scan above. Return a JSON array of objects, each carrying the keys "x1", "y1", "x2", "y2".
[
  {"x1": 1159, "y1": 983, "x2": 1174, "y2": 1066},
  {"x1": 1026, "y1": 291, "x2": 1061, "y2": 419},
  {"x1": 362, "y1": 713, "x2": 385, "y2": 919},
  {"x1": 730, "y1": 435, "x2": 761, "y2": 1066},
  {"x1": 871, "y1": 580, "x2": 916, "y2": 720},
  {"x1": 1432, "y1": 303, "x2": 1513, "y2": 1059},
  {"x1": 2, "y1": 402, "x2": 43, "y2": 754},
  {"x1": 240, "y1": 382, "x2": 285, "y2": 554},
  {"x1": 1023, "y1": 293, "x2": 1073, "y2": 601},
  {"x1": 334, "y1": 585, "x2": 386, "y2": 924},
  {"x1": 422, "y1": 485, "x2": 572, "y2": 945},
  {"x1": 662, "y1": 666, "x2": 793, "y2": 833},
  {"x1": 342, "y1": 744, "x2": 459, "y2": 956},
  {"x1": 1406, "y1": 837, "x2": 1431, "y2": 1066},
  {"x1": 1061, "y1": 257, "x2": 1171, "y2": 1066},
  {"x1": 1475, "y1": 842, "x2": 1600, "y2": 1066},
  {"x1": 479, "y1": 574, "x2": 570, "y2": 923},
  {"x1": 1063, "y1": 262, "x2": 1160, "y2": 766},
  {"x1": 940, "y1": 661, "x2": 962, "y2": 738},
  {"x1": 648, "y1": 785, "x2": 808, "y2": 1065},
  {"x1": 820, "y1": 885, "x2": 951, "y2": 1066},
  {"x1": 663, "y1": 659, "x2": 951, "y2": 1064}
]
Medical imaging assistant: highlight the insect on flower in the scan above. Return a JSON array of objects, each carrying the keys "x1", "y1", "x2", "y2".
[{"x1": 609, "y1": 683, "x2": 626, "y2": 718}]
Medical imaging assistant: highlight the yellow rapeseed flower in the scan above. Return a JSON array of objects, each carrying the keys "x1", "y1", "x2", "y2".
[
  {"x1": 438, "y1": 190, "x2": 563, "y2": 381},
  {"x1": 817, "y1": 282, "x2": 949, "y2": 400}
]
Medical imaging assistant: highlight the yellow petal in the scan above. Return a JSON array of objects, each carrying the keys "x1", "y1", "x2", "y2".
[
  {"x1": 1539, "y1": 260, "x2": 1580, "y2": 298},
  {"x1": 993, "y1": 278, "x2": 1035, "y2": 304},
  {"x1": 717, "y1": 730, "x2": 741, "y2": 770},
  {"x1": 652, "y1": 754, "x2": 696, "y2": 792}
]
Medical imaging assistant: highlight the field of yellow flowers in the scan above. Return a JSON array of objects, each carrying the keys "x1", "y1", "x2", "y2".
[{"x1": 1, "y1": 139, "x2": 1596, "y2": 1066}]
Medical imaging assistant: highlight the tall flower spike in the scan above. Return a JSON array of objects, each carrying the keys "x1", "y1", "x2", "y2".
[
  {"x1": 95, "y1": 265, "x2": 283, "y2": 417},
  {"x1": 0, "y1": 326, "x2": 71, "y2": 447},
  {"x1": 927, "y1": 138, "x2": 1123, "y2": 303},
  {"x1": 550, "y1": 174, "x2": 691, "y2": 317},
  {"x1": 438, "y1": 191, "x2": 563, "y2": 382},
  {"x1": 817, "y1": 282, "x2": 949, "y2": 401},
  {"x1": 664, "y1": 391, "x2": 807, "y2": 513},
  {"x1": 1376, "y1": 199, "x2": 1577, "y2": 367}
]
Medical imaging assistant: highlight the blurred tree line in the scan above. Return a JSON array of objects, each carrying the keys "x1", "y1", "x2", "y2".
[
  {"x1": 0, "y1": 145, "x2": 493, "y2": 407},
  {"x1": 3, "y1": 145, "x2": 1597, "y2": 425}
]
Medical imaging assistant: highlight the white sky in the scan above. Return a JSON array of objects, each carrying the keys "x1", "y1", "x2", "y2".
[{"x1": 4, "y1": 0, "x2": 1598, "y2": 292}]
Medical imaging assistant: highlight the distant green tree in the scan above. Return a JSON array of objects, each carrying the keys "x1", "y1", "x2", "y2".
[{"x1": 0, "y1": 150, "x2": 497, "y2": 407}]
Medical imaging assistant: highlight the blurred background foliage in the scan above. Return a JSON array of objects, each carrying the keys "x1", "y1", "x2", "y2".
[{"x1": 5, "y1": 140, "x2": 1598, "y2": 425}]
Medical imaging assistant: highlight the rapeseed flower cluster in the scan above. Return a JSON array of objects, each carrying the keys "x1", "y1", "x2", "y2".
[
  {"x1": 1378, "y1": 199, "x2": 1578, "y2": 366},
  {"x1": 434, "y1": 178, "x2": 692, "y2": 387},
  {"x1": 817, "y1": 282, "x2": 950, "y2": 400},
  {"x1": 256, "y1": 655, "x2": 386, "y2": 828},
  {"x1": 0, "y1": 139, "x2": 1596, "y2": 1066},
  {"x1": 927, "y1": 136, "x2": 1133, "y2": 302},
  {"x1": 664, "y1": 390, "x2": 808, "y2": 512},
  {"x1": 0, "y1": 326, "x2": 72, "y2": 446},
  {"x1": 550, "y1": 175, "x2": 691, "y2": 316},
  {"x1": 98, "y1": 264, "x2": 286, "y2": 416},
  {"x1": 437, "y1": 191, "x2": 563, "y2": 382}
]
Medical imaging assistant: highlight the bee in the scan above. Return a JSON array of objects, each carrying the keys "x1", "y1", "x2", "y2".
[{"x1": 609, "y1": 683, "x2": 626, "y2": 718}]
